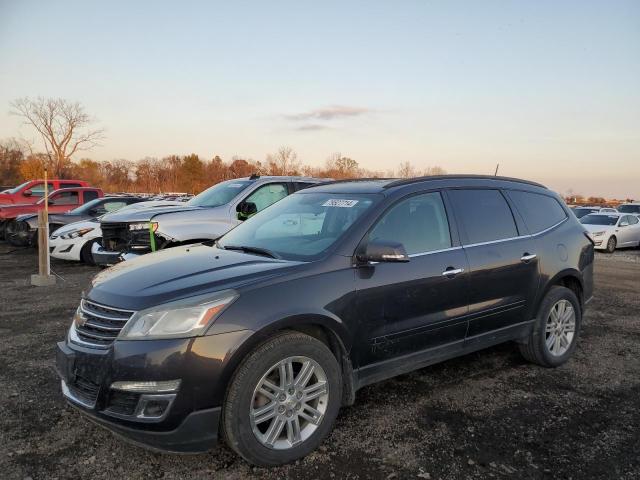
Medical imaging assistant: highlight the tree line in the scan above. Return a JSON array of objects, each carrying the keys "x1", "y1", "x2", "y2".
[
  {"x1": 1, "y1": 97, "x2": 447, "y2": 193},
  {"x1": 0, "y1": 140, "x2": 446, "y2": 194}
]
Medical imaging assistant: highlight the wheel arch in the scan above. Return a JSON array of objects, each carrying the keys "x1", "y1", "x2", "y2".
[
  {"x1": 219, "y1": 314, "x2": 356, "y2": 407},
  {"x1": 538, "y1": 269, "x2": 585, "y2": 313}
]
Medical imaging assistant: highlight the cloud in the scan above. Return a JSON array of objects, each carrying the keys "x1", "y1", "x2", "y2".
[
  {"x1": 285, "y1": 105, "x2": 371, "y2": 122},
  {"x1": 294, "y1": 124, "x2": 331, "y2": 131}
]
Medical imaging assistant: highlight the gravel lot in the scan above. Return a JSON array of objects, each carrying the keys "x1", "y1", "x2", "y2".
[{"x1": 1, "y1": 245, "x2": 639, "y2": 479}]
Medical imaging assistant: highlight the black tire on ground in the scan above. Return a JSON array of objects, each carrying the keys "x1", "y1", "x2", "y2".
[
  {"x1": 5, "y1": 220, "x2": 30, "y2": 247},
  {"x1": 519, "y1": 285, "x2": 581, "y2": 368},
  {"x1": 605, "y1": 236, "x2": 617, "y2": 253},
  {"x1": 222, "y1": 331, "x2": 342, "y2": 466},
  {"x1": 80, "y1": 240, "x2": 96, "y2": 265}
]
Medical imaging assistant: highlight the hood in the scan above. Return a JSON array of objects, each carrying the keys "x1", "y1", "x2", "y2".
[
  {"x1": 101, "y1": 204, "x2": 202, "y2": 223},
  {"x1": 87, "y1": 244, "x2": 304, "y2": 310},
  {"x1": 53, "y1": 219, "x2": 99, "y2": 236},
  {"x1": 582, "y1": 224, "x2": 615, "y2": 233},
  {"x1": 0, "y1": 193, "x2": 17, "y2": 204}
]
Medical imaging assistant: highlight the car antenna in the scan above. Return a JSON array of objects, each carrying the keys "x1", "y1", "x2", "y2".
[{"x1": 249, "y1": 173, "x2": 260, "y2": 180}]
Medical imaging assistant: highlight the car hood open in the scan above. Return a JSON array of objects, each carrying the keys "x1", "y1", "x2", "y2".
[{"x1": 87, "y1": 244, "x2": 303, "y2": 310}]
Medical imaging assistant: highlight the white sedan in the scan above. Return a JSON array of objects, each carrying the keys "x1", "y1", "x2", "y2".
[
  {"x1": 580, "y1": 213, "x2": 640, "y2": 252},
  {"x1": 50, "y1": 200, "x2": 182, "y2": 264},
  {"x1": 50, "y1": 218, "x2": 101, "y2": 263}
]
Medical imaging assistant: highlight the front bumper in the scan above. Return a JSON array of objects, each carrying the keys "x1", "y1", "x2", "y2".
[
  {"x1": 91, "y1": 242, "x2": 142, "y2": 266},
  {"x1": 55, "y1": 329, "x2": 251, "y2": 452}
]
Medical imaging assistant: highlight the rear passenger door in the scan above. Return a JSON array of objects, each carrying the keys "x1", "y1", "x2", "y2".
[
  {"x1": 355, "y1": 191, "x2": 469, "y2": 366},
  {"x1": 446, "y1": 189, "x2": 539, "y2": 341}
]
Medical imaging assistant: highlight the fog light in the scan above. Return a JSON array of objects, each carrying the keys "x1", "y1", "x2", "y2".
[
  {"x1": 134, "y1": 394, "x2": 176, "y2": 420},
  {"x1": 110, "y1": 379, "x2": 181, "y2": 393}
]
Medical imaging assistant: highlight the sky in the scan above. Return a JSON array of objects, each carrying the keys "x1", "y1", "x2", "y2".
[{"x1": 0, "y1": 0, "x2": 639, "y2": 198}]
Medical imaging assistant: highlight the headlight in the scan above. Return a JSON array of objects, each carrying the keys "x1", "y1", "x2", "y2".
[
  {"x1": 129, "y1": 222, "x2": 158, "y2": 231},
  {"x1": 59, "y1": 227, "x2": 94, "y2": 239},
  {"x1": 118, "y1": 290, "x2": 238, "y2": 340},
  {"x1": 591, "y1": 231, "x2": 605, "y2": 237}
]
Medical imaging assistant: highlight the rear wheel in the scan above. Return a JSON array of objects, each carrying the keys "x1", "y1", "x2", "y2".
[
  {"x1": 605, "y1": 236, "x2": 616, "y2": 253},
  {"x1": 80, "y1": 240, "x2": 97, "y2": 264},
  {"x1": 223, "y1": 332, "x2": 342, "y2": 466},
  {"x1": 519, "y1": 286, "x2": 581, "y2": 367}
]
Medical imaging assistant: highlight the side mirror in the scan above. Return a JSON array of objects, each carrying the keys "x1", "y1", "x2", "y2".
[
  {"x1": 23, "y1": 189, "x2": 32, "y2": 197},
  {"x1": 619, "y1": 221, "x2": 629, "y2": 227},
  {"x1": 236, "y1": 201, "x2": 258, "y2": 220},
  {"x1": 358, "y1": 240, "x2": 410, "y2": 263}
]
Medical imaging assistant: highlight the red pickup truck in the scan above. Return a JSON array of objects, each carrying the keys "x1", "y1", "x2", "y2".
[
  {"x1": 0, "y1": 187, "x2": 104, "y2": 239},
  {"x1": 0, "y1": 179, "x2": 90, "y2": 205}
]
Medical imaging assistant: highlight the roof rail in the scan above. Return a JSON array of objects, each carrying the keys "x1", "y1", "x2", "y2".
[
  {"x1": 319, "y1": 177, "x2": 396, "y2": 186},
  {"x1": 383, "y1": 174, "x2": 546, "y2": 189}
]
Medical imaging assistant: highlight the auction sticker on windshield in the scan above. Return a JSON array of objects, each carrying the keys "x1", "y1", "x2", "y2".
[{"x1": 322, "y1": 199, "x2": 359, "y2": 208}]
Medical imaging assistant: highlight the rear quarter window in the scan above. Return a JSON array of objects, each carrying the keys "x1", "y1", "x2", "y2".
[{"x1": 507, "y1": 190, "x2": 567, "y2": 234}]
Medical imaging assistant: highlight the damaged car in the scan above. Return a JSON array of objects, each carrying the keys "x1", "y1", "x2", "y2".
[{"x1": 92, "y1": 175, "x2": 328, "y2": 266}]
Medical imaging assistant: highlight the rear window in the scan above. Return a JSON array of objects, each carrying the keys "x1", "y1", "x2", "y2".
[
  {"x1": 618, "y1": 204, "x2": 640, "y2": 214},
  {"x1": 448, "y1": 189, "x2": 518, "y2": 244},
  {"x1": 508, "y1": 190, "x2": 567, "y2": 234}
]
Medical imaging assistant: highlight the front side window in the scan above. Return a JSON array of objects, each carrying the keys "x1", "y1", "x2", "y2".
[
  {"x1": 51, "y1": 191, "x2": 79, "y2": 206},
  {"x1": 218, "y1": 192, "x2": 378, "y2": 260},
  {"x1": 187, "y1": 180, "x2": 253, "y2": 208},
  {"x1": 628, "y1": 215, "x2": 639, "y2": 225},
  {"x1": 448, "y1": 189, "x2": 518, "y2": 244},
  {"x1": 29, "y1": 182, "x2": 55, "y2": 197},
  {"x1": 368, "y1": 192, "x2": 451, "y2": 255},
  {"x1": 507, "y1": 190, "x2": 567, "y2": 234},
  {"x1": 244, "y1": 183, "x2": 288, "y2": 212}
]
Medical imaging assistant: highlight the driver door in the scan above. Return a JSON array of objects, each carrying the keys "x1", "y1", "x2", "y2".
[{"x1": 354, "y1": 191, "x2": 469, "y2": 368}]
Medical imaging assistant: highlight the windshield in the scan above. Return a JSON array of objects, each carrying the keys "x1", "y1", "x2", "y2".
[
  {"x1": 187, "y1": 180, "x2": 253, "y2": 208},
  {"x1": 218, "y1": 192, "x2": 379, "y2": 260},
  {"x1": 618, "y1": 204, "x2": 640, "y2": 214},
  {"x1": 4, "y1": 181, "x2": 30, "y2": 194},
  {"x1": 67, "y1": 198, "x2": 103, "y2": 214},
  {"x1": 580, "y1": 214, "x2": 619, "y2": 226}
]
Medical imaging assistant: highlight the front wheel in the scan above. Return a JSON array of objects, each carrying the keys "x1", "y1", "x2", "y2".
[
  {"x1": 223, "y1": 332, "x2": 342, "y2": 466},
  {"x1": 605, "y1": 236, "x2": 616, "y2": 253},
  {"x1": 80, "y1": 239, "x2": 97, "y2": 265},
  {"x1": 519, "y1": 286, "x2": 581, "y2": 367}
]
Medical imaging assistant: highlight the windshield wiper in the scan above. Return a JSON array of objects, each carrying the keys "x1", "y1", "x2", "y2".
[{"x1": 220, "y1": 244, "x2": 280, "y2": 259}]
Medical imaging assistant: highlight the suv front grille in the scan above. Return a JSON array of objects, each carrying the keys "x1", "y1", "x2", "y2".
[
  {"x1": 101, "y1": 222, "x2": 130, "y2": 251},
  {"x1": 73, "y1": 299, "x2": 135, "y2": 349}
]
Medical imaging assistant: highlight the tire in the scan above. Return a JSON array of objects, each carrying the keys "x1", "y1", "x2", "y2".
[
  {"x1": 605, "y1": 236, "x2": 616, "y2": 253},
  {"x1": 80, "y1": 240, "x2": 96, "y2": 265},
  {"x1": 222, "y1": 331, "x2": 342, "y2": 466},
  {"x1": 519, "y1": 286, "x2": 581, "y2": 368}
]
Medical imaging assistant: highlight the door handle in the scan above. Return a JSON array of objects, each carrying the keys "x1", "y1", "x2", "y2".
[
  {"x1": 442, "y1": 267, "x2": 464, "y2": 277},
  {"x1": 521, "y1": 253, "x2": 537, "y2": 262}
]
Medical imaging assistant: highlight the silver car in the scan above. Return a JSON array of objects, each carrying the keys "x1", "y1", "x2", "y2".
[{"x1": 92, "y1": 175, "x2": 329, "y2": 265}]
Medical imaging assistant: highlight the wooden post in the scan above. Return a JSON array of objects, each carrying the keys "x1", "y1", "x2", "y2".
[{"x1": 31, "y1": 167, "x2": 55, "y2": 286}]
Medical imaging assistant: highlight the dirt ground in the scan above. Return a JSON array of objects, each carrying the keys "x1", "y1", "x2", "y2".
[{"x1": 1, "y1": 244, "x2": 639, "y2": 480}]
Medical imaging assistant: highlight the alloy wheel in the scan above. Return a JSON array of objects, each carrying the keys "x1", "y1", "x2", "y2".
[
  {"x1": 250, "y1": 356, "x2": 329, "y2": 450},
  {"x1": 545, "y1": 299, "x2": 576, "y2": 356}
]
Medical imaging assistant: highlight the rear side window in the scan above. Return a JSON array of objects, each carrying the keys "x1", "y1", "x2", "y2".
[
  {"x1": 83, "y1": 190, "x2": 99, "y2": 202},
  {"x1": 369, "y1": 192, "x2": 451, "y2": 255},
  {"x1": 508, "y1": 190, "x2": 567, "y2": 234},
  {"x1": 448, "y1": 189, "x2": 517, "y2": 244},
  {"x1": 64, "y1": 183, "x2": 83, "y2": 188}
]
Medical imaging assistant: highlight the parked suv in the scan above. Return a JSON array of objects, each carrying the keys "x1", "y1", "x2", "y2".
[
  {"x1": 92, "y1": 175, "x2": 328, "y2": 265},
  {"x1": 56, "y1": 175, "x2": 593, "y2": 466}
]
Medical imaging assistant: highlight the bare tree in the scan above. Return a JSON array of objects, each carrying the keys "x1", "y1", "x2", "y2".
[
  {"x1": 266, "y1": 146, "x2": 300, "y2": 175},
  {"x1": 397, "y1": 161, "x2": 417, "y2": 178},
  {"x1": 10, "y1": 97, "x2": 104, "y2": 177}
]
